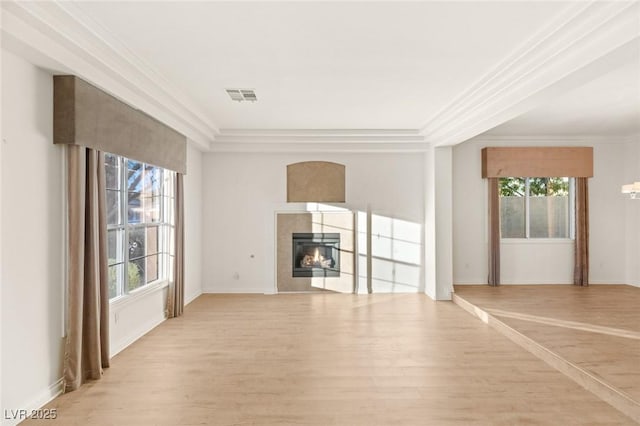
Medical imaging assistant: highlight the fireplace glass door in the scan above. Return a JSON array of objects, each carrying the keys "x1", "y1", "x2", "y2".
[{"x1": 292, "y1": 233, "x2": 340, "y2": 277}]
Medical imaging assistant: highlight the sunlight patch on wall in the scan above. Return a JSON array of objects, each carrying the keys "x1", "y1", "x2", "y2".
[{"x1": 356, "y1": 212, "x2": 423, "y2": 294}]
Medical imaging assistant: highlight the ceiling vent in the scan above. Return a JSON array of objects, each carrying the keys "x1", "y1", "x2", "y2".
[{"x1": 226, "y1": 89, "x2": 257, "y2": 102}]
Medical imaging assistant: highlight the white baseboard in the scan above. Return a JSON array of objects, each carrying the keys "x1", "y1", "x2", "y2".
[
  {"x1": 456, "y1": 281, "x2": 634, "y2": 287},
  {"x1": 479, "y1": 282, "x2": 623, "y2": 285},
  {"x1": 202, "y1": 286, "x2": 267, "y2": 294},
  {"x1": 455, "y1": 281, "x2": 574, "y2": 285},
  {"x1": 110, "y1": 315, "x2": 166, "y2": 358},
  {"x1": 184, "y1": 290, "x2": 202, "y2": 306},
  {"x1": 3, "y1": 378, "x2": 64, "y2": 426},
  {"x1": 453, "y1": 279, "x2": 575, "y2": 285},
  {"x1": 498, "y1": 281, "x2": 573, "y2": 285}
]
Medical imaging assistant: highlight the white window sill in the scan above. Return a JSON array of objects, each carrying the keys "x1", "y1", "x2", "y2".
[
  {"x1": 501, "y1": 238, "x2": 574, "y2": 245},
  {"x1": 110, "y1": 280, "x2": 170, "y2": 310}
]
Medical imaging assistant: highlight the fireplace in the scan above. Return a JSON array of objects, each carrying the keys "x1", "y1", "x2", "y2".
[{"x1": 292, "y1": 233, "x2": 340, "y2": 277}]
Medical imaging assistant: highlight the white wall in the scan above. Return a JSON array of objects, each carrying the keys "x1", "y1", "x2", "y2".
[
  {"x1": 424, "y1": 146, "x2": 454, "y2": 300},
  {"x1": 453, "y1": 137, "x2": 628, "y2": 285},
  {"x1": 624, "y1": 137, "x2": 640, "y2": 287},
  {"x1": 589, "y1": 141, "x2": 628, "y2": 284},
  {"x1": 202, "y1": 152, "x2": 424, "y2": 293},
  {"x1": 1, "y1": 50, "x2": 65, "y2": 424},
  {"x1": 109, "y1": 285, "x2": 169, "y2": 357},
  {"x1": 1, "y1": 21, "x2": 5, "y2": 419},
  {"x1": 184, "y1": 144, "x2": 203, "y2": 303}
]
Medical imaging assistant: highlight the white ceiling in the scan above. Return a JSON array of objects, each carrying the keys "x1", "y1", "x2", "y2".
[
  {"x1": 71, "y1": 1, "x2": 575, "y2": 130},
  {"x1": 485, "y1": 59, "x2": 640, "y2": 137}
]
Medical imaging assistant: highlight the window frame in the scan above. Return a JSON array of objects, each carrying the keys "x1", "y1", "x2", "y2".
[
  {"x1": 499, "y1": 176, "x2": 575, "y2": 241},
  {"x1": 106, "y1": 154, "x2": 175, "y2": 301}
]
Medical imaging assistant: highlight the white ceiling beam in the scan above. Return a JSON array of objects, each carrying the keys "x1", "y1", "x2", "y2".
[
  {"x1": 1, "y1": 0, "x2": 218, "y2": 151},
  {"x1": 422, "y1": 1, "x2": 640, "y2": 147}
]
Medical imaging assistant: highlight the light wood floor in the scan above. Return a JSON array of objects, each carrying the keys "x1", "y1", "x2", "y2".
[
  {"x1": 27, "y1": 294, "x2": 634, "y2": 425},
  {"x1": 454, "y1": 285, "x2": 640, "y2": 422}
]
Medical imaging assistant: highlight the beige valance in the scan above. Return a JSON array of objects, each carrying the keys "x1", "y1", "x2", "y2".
[
  {"x1": 481, "y1": 147, "x2": 593, "y2": 178},
  {"x1": 287, "y1": 161, "x2": 345, "y2": 202},
  {"x1": 54, "y1": 76, "x2": 187, "y2": 174}
]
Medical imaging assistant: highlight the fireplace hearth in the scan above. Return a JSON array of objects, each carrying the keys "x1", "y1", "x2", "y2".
[{"x1": 292, "y1": 233, "x2": 340, "y2": 277}]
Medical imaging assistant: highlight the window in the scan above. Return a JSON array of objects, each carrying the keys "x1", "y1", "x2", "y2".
[
  {"x1": 105, "y1": 154, "x2": 175, "y2": 299},
  {"x1": 499, "y1": 177, "x2": 574, "y2": 239}
]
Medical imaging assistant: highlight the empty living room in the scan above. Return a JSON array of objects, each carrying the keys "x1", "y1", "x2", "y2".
[{"x1": 1, "y1": 1, "x2": 639, "y2": 425}]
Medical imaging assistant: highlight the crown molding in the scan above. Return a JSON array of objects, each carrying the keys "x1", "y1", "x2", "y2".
[
  {"x1": 1, "y1": 0, "x2": 218, "y2": 150},
  {"x1": 3, "y1": 0, "x2": 636, "y2": 153},
  {"x1": 211, "y1": 129, "x2": 428, "y2": 153},
  {"x1": 210, "y1": 143, "x2": 429, "y2": 154},
  {"x1": 470, "y1": 133, "x2": 640, "y2": 145},
  {"x1": 219, "y1": 129, "x2": 423, "y2": 138},
  {"x1": 422, "y1": 1, "x2": 640, "y2": 147}
]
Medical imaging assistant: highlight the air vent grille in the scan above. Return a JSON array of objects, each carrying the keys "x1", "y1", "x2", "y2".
[{"x1": 226, "y1": 88, "x2": 257, "y2": 102}]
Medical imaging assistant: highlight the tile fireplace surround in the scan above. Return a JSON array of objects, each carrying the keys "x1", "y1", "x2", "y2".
[{"x1": 276, "y1": 212, "x2": 355, "y2": 292}]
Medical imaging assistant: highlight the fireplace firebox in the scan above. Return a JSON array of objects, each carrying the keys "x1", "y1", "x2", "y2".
[{"x1": 292, "y1": 233, "x2": 340, "y2": 277}]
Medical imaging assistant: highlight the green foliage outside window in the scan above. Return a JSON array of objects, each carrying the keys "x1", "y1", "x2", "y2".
[
  {"x1": 499, "y1": 177, "x2": 569, "y2": 197},
  {"x1": 499, "y1": 176, "x2": 572, "y2": 239},
  {"x1": 108, "y1": 259, "x2": 143, "y2": 298}
]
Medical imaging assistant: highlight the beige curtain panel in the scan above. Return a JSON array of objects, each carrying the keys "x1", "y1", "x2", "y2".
[
  {"x1": 574, "y1": 177, "x2": 590, "y2": 286},
  {"x1": 167, "y1": 173, "x2": 185, "y2": 318},
  {"x1": 488, "y1": 177, "x2": 501, "y2": 286},
  {"x1": 63, "y1": 146, "x2": 110, "y2": 392}
]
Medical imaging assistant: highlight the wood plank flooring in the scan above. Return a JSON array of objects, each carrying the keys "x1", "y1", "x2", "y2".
[
  {"x1": 25, "y1": 294, "x2": 634, "y2": 425},
  {"x1": 454, "y1": 285, "x2": 640, "y2": 423}
]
